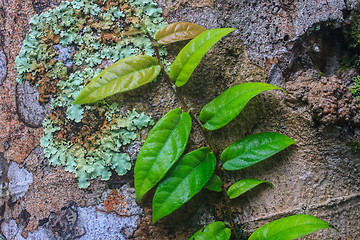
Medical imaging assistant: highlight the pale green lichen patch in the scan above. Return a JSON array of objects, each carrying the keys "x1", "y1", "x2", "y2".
[
  {"x1": 41, "y1": 100, "x2": 153, "y2": 188},
  {"x1": 16, "y1": 0, "x2": 166, "y2": 188}
]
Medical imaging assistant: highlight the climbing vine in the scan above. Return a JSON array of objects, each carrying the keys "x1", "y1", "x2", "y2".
[{"x1": 75, "y1": 22, "x2": 335, "y2": 239}]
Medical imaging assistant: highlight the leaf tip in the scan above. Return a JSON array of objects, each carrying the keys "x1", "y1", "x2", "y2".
[
  {"x1": 288, "y1": 137, "x2": 297, "y2": 145},
  {"x1": 152, "y1": 210, "x2": 162, "y2": 223},
  {"x1": 266, "y1": 181, "x2": 274, "y2": 188},
  {"x1": 329, "y1": 224, "x2": 339, "y2": 231},
  {"x1": 280, "y1": 88, "x2": 287, "y2": 93},
  {"x1": 135, "y1": 193, "x2": 143, "y2": 204}
]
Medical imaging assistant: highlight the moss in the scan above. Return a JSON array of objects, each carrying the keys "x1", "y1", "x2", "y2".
[
  {"x1": 351, "y1": 10, "x2": 360, "y2": 48},
  {"x1": 351, "y1": 140, "x2": 360, "y2": 153},
  {"x1": 351, "y1": 75, "x2": 360, "y2": 97},
  {"x1": 345, "y1": 11, "x2": 360, "y2": 103},
  {"x1": 338, "y1": 9, "x2": 360, "y2": 72},
  {"x1": 16, "y1": 0, "x2": 167, "y2": 188}
]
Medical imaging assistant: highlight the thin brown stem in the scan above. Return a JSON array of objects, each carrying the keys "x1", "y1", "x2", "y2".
[
  {"x1": 146, "y1": 31, "x2": 238, "y2": 238},
  {"x1": 216, "y1": 165, "x2": 239, "y2": 239}
]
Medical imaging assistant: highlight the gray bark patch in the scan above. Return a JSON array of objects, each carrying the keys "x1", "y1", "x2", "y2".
[
  {"x1": 0, "y1": 48, "x2": 7, "y2": 86},
  {"x1": 8, "y1": 162, "x2": 33, "y2": 200},
  {"x1": 16, "y1": 81, "x2": 51, "y2": 128},
  {"x1": 2, "y1": 220, "x2": 52, "y2": 240}
]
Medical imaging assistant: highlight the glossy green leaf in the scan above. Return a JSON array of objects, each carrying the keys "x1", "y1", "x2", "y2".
[
  {"x1": 74, "y1": 55, "x2": 160, "y2": 105},
  {"x1": 200, "y1": 82, "x2": 282, "y2": 130},
  {"x1": 204, "y1": 174, "x2": 223, "y2": 192},
  {"x1": 227, "y1": 179, "x2": 273, "y2": 199},
  {"x1": 155, "y1": 22, "x2": 206, "y2": 45},
  {"x1": 248, "y1": 214, "x2": 334, "y2": 240},
  {"x1": 169, "y1": 28, "x2": 236, "y2": 87},
  {"x1": 153, "y1": 147, "x2": 216, "y2": 223},
  {"x1": 188, "y1": 221, "x2": 231, "y2": 240},
  {"x1": 134, "y1": 108, "x2": 192, "y2": 203},
  {"x1": 222, "y1": 132, "x2": 296, "y2": 171}
]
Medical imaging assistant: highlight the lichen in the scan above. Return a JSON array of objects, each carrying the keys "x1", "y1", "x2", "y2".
[{"x1": 15, "y1": 0, "x2": 166, "y2": 188}]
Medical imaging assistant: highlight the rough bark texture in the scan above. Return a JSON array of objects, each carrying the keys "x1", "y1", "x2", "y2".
[{"x1": 1, "y1": 0, "x2": 360, "y2": 239}]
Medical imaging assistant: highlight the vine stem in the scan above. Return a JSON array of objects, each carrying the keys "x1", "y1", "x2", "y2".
[{"x1": 146, "y1": 31, "x2": 238, "y2": 239}]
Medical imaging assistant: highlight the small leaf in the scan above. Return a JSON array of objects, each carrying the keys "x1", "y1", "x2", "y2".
[
  {"x1": 152, "y1": 147, "x2": 216, "y2": 223},
  {"x1": 124, "y1": 28, "x2": 145, "y2": 36},
  {"x1": 155, "y1": 22, "x2": 206, "y2": 45},
  {"x1": 74, "y1": 55, "x2": 161, "y2": 105},
  {"x1": 204, "y1": 174, "x2": 223, "y2": 192},
  {"x1": 248, "y1": 214, "x2": 334, "y2": 240},
  {"x1": 134, "y1": 108, "x2": 192, "y2": 203},
  {"x1": 222, "y1": 132, "x2": 296, "y2": 171},
  {"x1": 200, "y1": 82, "x2": 282, "y2": 131},
  {"x1": 188, "y1": 221, "x2": 231, "y2": 240},
  {"x1": 170, "y1": 28, "x2": 236, "y2": 87},
  {"x1": 227, "y1": 179, "x2": 273, "y2": 199}
]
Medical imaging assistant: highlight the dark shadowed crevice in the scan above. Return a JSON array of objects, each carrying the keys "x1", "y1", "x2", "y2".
[
  {"x1": 283, "y1": 23, "x2": 354, "y2": 80},
  {"x1": 18, "y1": 209, "x2": 31, "y2": 228}
]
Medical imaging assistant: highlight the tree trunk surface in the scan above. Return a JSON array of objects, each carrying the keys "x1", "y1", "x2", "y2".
[{"x1": 1, "y1": 0, "x2": 359, "y2": 239}]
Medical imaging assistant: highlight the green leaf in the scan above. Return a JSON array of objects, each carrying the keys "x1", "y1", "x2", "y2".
[
  {"x1": 74, "y1": 55, "x2": 161, "y2": 105},
  {"x1": 134, "y1": 108, "x2": 192, "y2": 202},
  {"x1": 152, "y1": 147, "x2": 216, "y2": 223},
  {"x1": 227, "y1": 179, "x2": 273, "y2": 199},
  {"x1": 155, "y1": 22, "x2": 206, "y2": 45},
  {"x1": 204, "y1": 174, "x2": 223, "y2": 192},
  {"x1": 169, "y1": 28, "x2": 236, "y2": 87},
  {"x1": 200, "y1": 82, "x2": 282, "y2": 131},
  {"x1": 248, "y1": 214, "x2": 334, "y2": 240},
  {"x1": 188, "y1": 221, "x2": 231, "y2": 240},
  {"x1": 222, "y1": 132, "x2": 296, "y2": 171}
]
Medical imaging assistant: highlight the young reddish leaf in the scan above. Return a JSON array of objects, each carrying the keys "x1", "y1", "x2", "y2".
[
  {"x1": 200, "y1": 82, "x2": 282, "y2": 131},
  {"x1": 124, "y1": 28, "x2": 145, "y2": 36},
  {"x1": 188, "y1": 221, "x2": 231, "y2": 240},
  {"x1": 134, "y1": 108, "x2": 192, "y2": 203},
  {"x1": 152, "y1": 148, "x2": 216, "y2": 223},
  {"x1": 169, "y1": 28, "x2": 236, "y2": 87},
  {"x1": 74, "y1": 55, "x2": 160, "y2": 105},
  {"x1": 222, "y1": 132, "x2": 296, "y2": 171},
  {"x1": 227, "y1": 179, "x2": 273, "y2": 199},
  {"x1": 249, "y1": 214, "x2": 334, "y2": 240},
  {"x1": 155, "y1": 22, "x2": 206, "y2": 45},
  {"x1": 204, "y1": 174, "x2": 223, "y2": 192}
]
